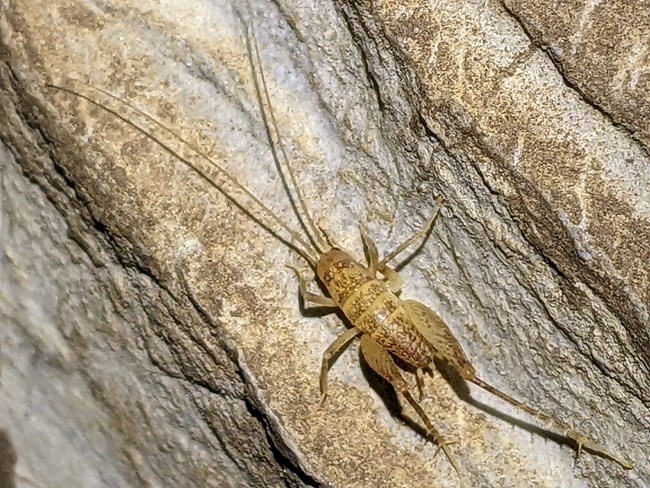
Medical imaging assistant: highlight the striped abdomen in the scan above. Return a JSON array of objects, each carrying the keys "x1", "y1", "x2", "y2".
[{"x1": 317, "y1": 249, "x2": 434, "y2": 368}]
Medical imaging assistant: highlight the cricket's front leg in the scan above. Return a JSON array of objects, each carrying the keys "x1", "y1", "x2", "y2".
[
  {"x1": 359, "y1": 225, "x2": 404, "y2": 293},
  {"x1": 287, "y1": 265, "x2": 337, "y2": 308}
]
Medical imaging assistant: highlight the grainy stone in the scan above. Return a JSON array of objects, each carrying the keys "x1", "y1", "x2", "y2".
[{"x1": 0, "y1": 1, "x2": 648, "y2": 487}]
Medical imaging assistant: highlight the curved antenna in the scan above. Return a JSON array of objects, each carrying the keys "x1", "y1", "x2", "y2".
[
  {"x1": 241, "y1": 15, "x2": 331, "y2": 255},
  {"x1": 47, "y1": 80, "x2": 318, "y2": 268}
]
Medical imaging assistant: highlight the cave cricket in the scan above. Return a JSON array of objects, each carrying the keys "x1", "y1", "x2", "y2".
[{"x1": 47, "y1": 14, "x2": 634, "y2": 488}]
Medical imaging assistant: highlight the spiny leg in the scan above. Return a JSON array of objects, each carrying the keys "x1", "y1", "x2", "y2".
[
  {"x1": 287, "y1": 265, "x2": 337, "y2": 308},
  {"x1": 359, "y1": 335, "x2": 467, "y2": 488},
  {"x1": 469, "y1": 376, "x2": 634, "y2": 469},
  {"x1": 378, "y1": 263, "x2": 403, "y2": 294},
  {"x1": 319, "y1": 328, "x2": 363, "y2": 406},
  {"x1": 360, "y1": 225, "x2": 403, "y2": 293},
  {"x1": 359, "y1": 224, "x2": 379, "y2": 276},
  {"x1": 404, "y1": 299, "x2": 633, "y2": 468},
  {"x1": 415, "y1": 368, "x2": 426, "y2": 401},
  {"x1": 380, "y1": 195, "x2": 445, "y2": 267}
]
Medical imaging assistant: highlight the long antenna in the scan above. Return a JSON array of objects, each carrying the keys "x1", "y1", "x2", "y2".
[
  {"x1": 47, "y1": 80, "x2": 318, "y2": 268},
  {"x1": 241, "y1": 14, "x2": 331, "y2": 254}
]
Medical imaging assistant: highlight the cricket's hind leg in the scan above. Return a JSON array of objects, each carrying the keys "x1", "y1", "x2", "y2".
[
  {"x1": 359, "y1": 334, "x2": 467, "y2": 488},
  {"x1": 469, "y1": 376, "x2": 635, "y2": 470},
  {"x1": 404, "y1": 299, "x2": 634, "y2": 469}
]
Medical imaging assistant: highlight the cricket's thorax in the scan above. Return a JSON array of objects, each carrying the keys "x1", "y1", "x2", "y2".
[{"x1": 317, "y1": 249, "x2": 434, "y2": 367}]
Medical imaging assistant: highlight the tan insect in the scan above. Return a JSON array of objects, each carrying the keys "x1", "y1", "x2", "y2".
[{"x1": 48, "y1": 16, "x2": 634, "y2": 488}]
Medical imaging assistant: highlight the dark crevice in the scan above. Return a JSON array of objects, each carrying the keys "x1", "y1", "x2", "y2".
[
  {"x1": 466, "y1": 156, "x2": 501, "y2": 198},
  {"x1": 0, "y1": 430, "x2": 16, "y2": 488},
  {"x1": 135, "y1": 263, "x2": 323, "y2": 487},
  {"x1": 243, "y1": 398, "x2": 323, "y2": 488},
  {"x1": 339, "y1": 5, "x2": 386, "y2": 113},
  {"x1": 537, "y1": 251, "x2": 568, "y2": 281},
  {"x1": 417, "y1": 112, "x2": 503, "y2": 202},
  {"x1": 469, "y1": 128, "x2": 650, "y2": 392},
  {"x1": 417, "y1": 113, "x2": 447, "y2": 151},
  {"x1": 337, "y1": 3, "x2": 650, "y2": 413},
  {"x1": 529, "y1": 276, "x2": 615, "y2": 379},
  {"x1": 3, "y1": 66, "x2": 134, "y2": 274},
  {"x1": 514, "y1": 223, "x2": 650, "y2": 409},
  {"x1": 145, "y1": 357, "x2": 272, "y2": 484},
  {"x1": 157, "y1": 254, "x2": 322, "y2": 487}
]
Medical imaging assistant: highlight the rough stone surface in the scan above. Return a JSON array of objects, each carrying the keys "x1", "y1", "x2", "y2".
[{"x1": 1, "y1": 1, "x2": 648, "y2": 487}]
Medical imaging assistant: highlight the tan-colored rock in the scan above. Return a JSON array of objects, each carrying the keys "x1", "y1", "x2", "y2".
[{"x1": 0, "y1": 1, "x2": 647, "y2": 487}]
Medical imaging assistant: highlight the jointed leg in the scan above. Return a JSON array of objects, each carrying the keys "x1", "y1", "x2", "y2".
[
  {"x1": 319, "y1": 327, "x2": 363, "y2": 406},
  {"x1": 415, "y1": 368, "x2": 425, "y2": 400},
  {"x1": 469, "y1": 376, "x2": 634, "y2": 470},
  {"x1": 378, "y1": 263, "x2": 403, "y2": 294},
  {"x1": 287, "y1": 265, "x2": 337, "y2": 308},
  {"x1": 360, "y1": 225, "x2": 404, "y2": 293},
  {"x1": 380, "y1": 195, "x2": 445, "y2": 267},
  {"x1": 404, "y1": 297, "x2": 633, "y2": 470},
  {"x1": 359, "y1": 335, "x2": 467, "y2": 488},
  {"x1": 360, "y1": 224, "x2": 379, "y2": 276}
]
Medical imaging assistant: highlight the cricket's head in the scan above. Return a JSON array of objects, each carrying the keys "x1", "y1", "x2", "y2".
[
  {"x1": 316, "y1": 249, "x2": 375, "y2": 304},
  {"x1": 316, "y1": 248, "x2": 349, "y2": 282}
]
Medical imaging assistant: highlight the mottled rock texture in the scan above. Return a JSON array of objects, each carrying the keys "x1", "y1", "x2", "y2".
[{"x1": 0, "y1": 1, "x2": 648, "y2": 487}]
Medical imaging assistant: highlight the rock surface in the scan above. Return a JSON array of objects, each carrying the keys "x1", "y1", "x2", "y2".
[{"x1": 0, "y1": 1, "x2": 648, "y2": 487}]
